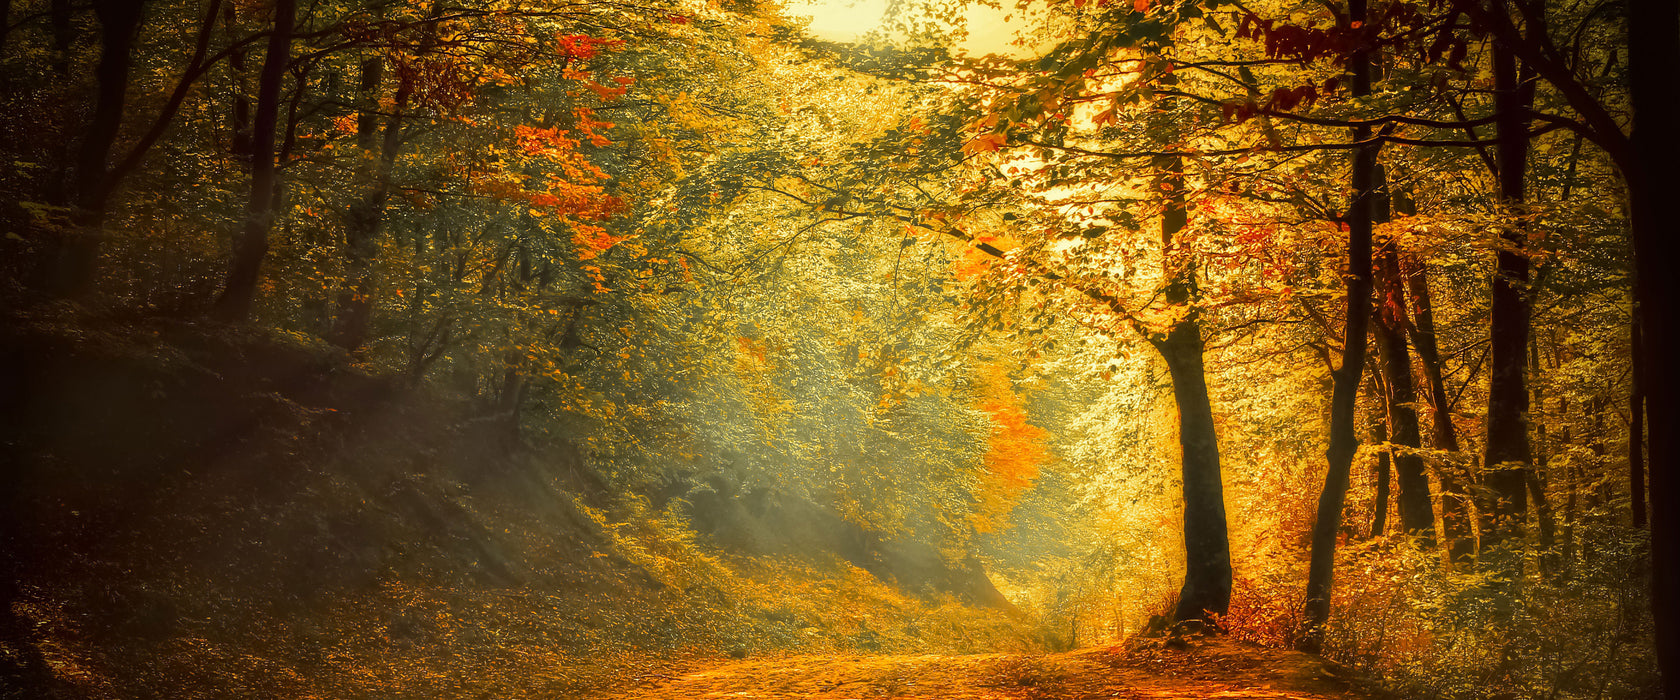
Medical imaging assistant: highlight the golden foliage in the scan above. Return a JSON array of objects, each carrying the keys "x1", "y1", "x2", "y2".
[{"x1": 968, "y1": 361, "x2": 1049, "y2": 534}]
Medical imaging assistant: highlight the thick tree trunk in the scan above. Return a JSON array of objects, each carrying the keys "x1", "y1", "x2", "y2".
[
  {"x1": 1302, "y1": 0, "x2": 1377, "y2": 649},
  {"x1": 100, "y1": 0, "x2": 221, "y2": 200},
  {"x1": 1400, "y1": 252, "x2": 1476, "y2": 564},
  {"x1": 71, "y1": 0, "x2": 143, "y2": 221},
  {"x1": 211, "y1": 0, "x2": 293, "y2": 321},
  {"x1": 1478, "y1": 24, "x2": 1534, "y2": 560},
  {"x1": 1148, "y1": 154, "x2": 1231, "y2": 624},
  {"x1": 1623, "y1": 56, "x2": 1678, "y2": 686},
  {"x1": 1156, "y1": 329, "x2": 1230, "y2": 623},
  {"x1": 36, "y1": 0, "x2": 145, "y2": 298},
  {"x1": 40, "y1": 0, "x2": 75, "y2": 203}
]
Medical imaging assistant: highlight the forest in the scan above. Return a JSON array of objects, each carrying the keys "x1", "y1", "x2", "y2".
[{"x1": 0, "y1": 0, "x2": 1673, "y2": 696}]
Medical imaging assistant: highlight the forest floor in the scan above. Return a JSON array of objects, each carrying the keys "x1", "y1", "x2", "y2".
[{"x1": 618, "y1": 636, "x2": 1389, "y2": 699}]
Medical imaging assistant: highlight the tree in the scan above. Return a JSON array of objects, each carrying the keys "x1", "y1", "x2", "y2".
[
  {"x1": 211, "y1": 0, "x2": 292, "y2": 321},
  {"x1": 1476, "y1": 12, "x2": 1536, "y2": 561},
  {"x1": 1370, "y1": 180, "x2": 1436, "y2": 546},
  {"x1": 36, "y1": 0, "x2": 146, "y2": 297},
  {"x1": 1301, "y1": 0, "x2": 1380, "y2": 648},
  {"x1": 1625, "y1": 0, "x2": 1679, "y2": 690},
  {"x1": 1398, "y1": 247, "x2": 1475, "y2": 564}
]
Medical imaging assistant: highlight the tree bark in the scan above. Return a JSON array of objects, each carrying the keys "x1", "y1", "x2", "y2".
[
  {"x1": 1558, "y1": 392, "x2": 1577, "y2": 566},
  {"x1": 40, "y1": 0, "x2": 75, "y2": 204},
  {"x1": 353, "y1": 57, "x2": 383, "y2": 151},
  {"x1": 211, "y1": 0, "x2": 292, "y2": 321},
  {"x1": 0, "y1": 0, "x2": 12, "y2": 57},
  {"x1": 1148, "y1": 153, "x2": 1231, "y2": 624},
  {"x1": 497, "y1": 347, "x2": 527, "y2": 447},
  {"x1": 1368, "y1": 374, "x2": 1390, "y2": 538},
  {"x1": 1478, "y1": 18, "x2": 1534, "y2": 560},
  {"x1": 49, "y1": 0, "x2": 71, "y2": 76},
  {"x1": 1371, "y1": 178, "x2": 1436, "y2": 546},
  {"x1": 1302, "y1": 0, "x2": 1377, "y2": 649},
  {"x1": 36, "y1": 0, "x2": 145, "y2": 298},
  {"x1": 329, "y1": 3, "x2": 443, "y2": 349},
  {"x1": 100, "y1": 0, "x2": 222, "y2": 200},
  {"x1": 1624, "y1": 14, "x2": 1679, "y2": 666},
  {"x1": 1630, "y1": 312, "x2": 1647, "y2": 528},
  {"x1": 1527, "y1": 336, "x2": 1558, "y2": 572},
  {"x1": 328, "y1": 56, "x2": 405, "y2": 350},
  {"x1": 225, "y1": 1, "x2": 252, "y2": 160},
  {"x1": 1157, "y1": 327, "x2": 1230, "y2": 624},
  {"x1": 1400, "y1": 251, "x2": 1476, "y2": 565}
]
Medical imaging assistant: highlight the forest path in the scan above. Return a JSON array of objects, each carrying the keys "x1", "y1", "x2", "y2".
[{"x1": 618, "y1": 637, "x2": 1387, "y2": 699}]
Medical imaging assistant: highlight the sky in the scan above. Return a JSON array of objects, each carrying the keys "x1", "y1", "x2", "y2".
[{"x1": 781, "y1": 0, "x2": 1033, "y2": 56}]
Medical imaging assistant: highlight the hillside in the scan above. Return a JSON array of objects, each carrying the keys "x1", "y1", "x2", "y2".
[{"x1": 0, "y1": 306, "x2": 1031, "y2": 698}]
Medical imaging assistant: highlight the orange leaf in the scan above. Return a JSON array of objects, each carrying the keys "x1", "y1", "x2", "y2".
[{"x1": 961, "y1": 132, "x2": 1008, "y2": 156}]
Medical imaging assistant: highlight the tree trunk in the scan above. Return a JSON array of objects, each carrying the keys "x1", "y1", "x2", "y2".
[
  {"x1": 100, "y1": 0, "x2": 221, "y2": 200},
  {"x1": 497, "y1": 347, "x2": 526, "y2": 447},
  {"x1": 1148, "y1": 153, "x2": 1231, "y2": 624},
  {"x1": 1588, "y1": 399, "x2": 1613, "y2": 511},
  {"x1": 328, "y1": 57, "x2": 406, "y2": 350},
  {"x1": 49, "y1": 0, "x2": 71, "y2": 76},
  {"x1": 329, "y1": 3, "x2": 442, "y2": 350},
  {"x1": 40, "y1": 0, "x2": 75, "y2": 202},
  {"x1": 71, "y1": 0, "x2": 144, "y2": 225},
  {"x1": 1302, "y1": 0, "x2": 1377, "y2": 648},
  {"x1": 1400, "y1": 251, "x2": 1476, "y2": 565},
  {"x1": 305, "y1": 57, "x2": 381, "y2": 335},
  {"x1": 1630, "y1": 313, "x2": 1648, "y2": 528},
  {"x1": 1558, "y1": 393, "x2": 1577, "y2": 567},
  {"x1": 353, "y1": 57, "x2": 383, "y2": 151},
  {"x1": 1478, "y1": 21, "x2": 1534, "y2": 561},
  {"x1": 1368, "y1": 374, "x2": 1391, "y2": 538},
  {"x1": 36, "y1": 0, "x2": 145, "y2": 298},
  {"x1": 1619, "y1": 2, "x2": 1673, "y2": 647},
  {"x1": 211, "y1": 0, "x2": 292, "y2": 321},
  {"x1": 225, "y1": 1, "x2": 252, "y2": 160},
  {"x1": 0, "y1": 0, "x2": 12, "y2": 57},
  {"x1": 1372, "y1": 188, "x2": 1436, "y2": 546},
  {"x1": 1156, "y1": 329, "x2": 1231, "y2": 623},
  {"x1": 1527, "y1": 335, "x2": 1558, "y2": 570}
]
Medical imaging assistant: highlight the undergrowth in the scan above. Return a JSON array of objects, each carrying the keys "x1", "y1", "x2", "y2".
[
  {"x1": 1215, "y1": 531, "x2": 1658, "y2": 700},
  {"x1": 585, "y1": 494, "x2": 1039, "y2": 657}
]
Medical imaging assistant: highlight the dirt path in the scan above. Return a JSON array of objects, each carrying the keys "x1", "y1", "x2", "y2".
[{"x1": 618, "y1": 638, "x2": 1388, "y2": 699}]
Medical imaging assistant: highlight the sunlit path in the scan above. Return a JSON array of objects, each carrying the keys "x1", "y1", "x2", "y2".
[{"x1": 621, "y1": 639, "x2": 1382, "y2": 700}]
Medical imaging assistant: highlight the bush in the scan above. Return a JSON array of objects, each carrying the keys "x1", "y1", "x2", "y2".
[{"x1": 1319, "y1": 530, "x2": 1658, "y2": 700}]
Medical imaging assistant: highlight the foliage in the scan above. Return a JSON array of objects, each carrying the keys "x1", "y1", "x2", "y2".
[{"x1": 1320, "y1": 533, "x2": 1658, "y2": 699}]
